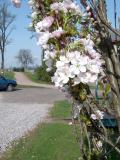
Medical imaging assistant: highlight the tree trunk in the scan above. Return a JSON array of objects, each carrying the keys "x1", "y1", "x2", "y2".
[
  {"x1": 100, "y1": 38, "x2": 120, "y2": 133},
  {"x1": 96, "y1": 0, "x2": 120, "y2": 133},
  {"x1": 106, "y1": 55, "x2": 120, "y2": 133},
  {"x1": 1, "y1": 52, "x2": 4, "y2": 73}
]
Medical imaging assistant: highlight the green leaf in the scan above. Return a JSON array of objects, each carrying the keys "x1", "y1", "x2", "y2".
[
  {"x1": 98, "y1": 82, "x2": 104, "y2": 90},
  {"x1": 105, "y1": 84, "x2": 111, "y2": 97}
]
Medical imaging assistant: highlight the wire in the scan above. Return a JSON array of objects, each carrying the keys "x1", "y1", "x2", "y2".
[{"x1": 114, "y1": 0, "x2": 117, "y2": 29}]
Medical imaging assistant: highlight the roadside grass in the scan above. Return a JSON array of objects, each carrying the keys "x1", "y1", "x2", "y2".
[
  {"x1": 4, "y1": 71, "x2": 14, "y2": 80},
  {"x1": 0, "y1": 123, "x2": 80, "y2": 160},
  {"x1": 0, "y1": 100, "x2": 80, "y2": 160},
  {"x1": 24, "y1": 71, "x2": 51, "y2": 84},
  {"x1": 51, "y1": 100, "x2": 71, "y2": 119},
  {"x1": 24, "y1": 71, "x2": 39, "y2": 82}
]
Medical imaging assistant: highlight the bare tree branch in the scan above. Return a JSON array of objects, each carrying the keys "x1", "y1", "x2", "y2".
[{"x1": 0, "y1": 0, "x2": 15, "y2": 70}]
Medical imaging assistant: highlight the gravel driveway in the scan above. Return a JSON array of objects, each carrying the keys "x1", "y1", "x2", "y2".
[
  {"x1": 0, "y1": 103, "x2": 51, "y2": 153},
  {"x1": 0, "y1": 87, "x2": 65, "y2": 153}
]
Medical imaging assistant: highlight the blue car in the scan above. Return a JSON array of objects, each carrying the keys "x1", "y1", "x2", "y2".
[{"x1": 0, "y1": 76, "x2": 17, "y2": 91}]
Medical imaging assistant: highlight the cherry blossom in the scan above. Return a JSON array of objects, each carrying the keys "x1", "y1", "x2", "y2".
[
  {"x1": 35, "y1": 16, "x2": 54, "y2": 32},
  {"x1": 52, "y1": 49, "x2": 103, "y2": 87},
  {"x1": 91, "y1": 110, "x2": 104, "y2": 120},
  {"x1": 52, "y1": 27, "x2": 64, "y2": 38},
  {"x1": 97, "y1": 141, "x2": 103, "y2": 148},
  {"x1": 37, "y1": 31, "x2": 52, "y2": 46},
  {"x1": 50, "y1": 0, "x2": 81, "y2": 14},
  {"x1": 44, "y1": 50, "x2": 56, "y2": 61}
]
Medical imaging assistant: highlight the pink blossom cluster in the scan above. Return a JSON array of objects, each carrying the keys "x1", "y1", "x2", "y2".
[
  {"x1": 50, "y1": 0, "x2": 81, "y2": 14},
  {"x1": 35, "y1": 16, "x2": 64, "y2": 47},
  {"x1": 29, "y1": 1, "x2": 81, "y2": 48},
  {"x1": 35, "y1": 16, "x2": 56, "y2": 47},
  {"x1": 35, "y1": 16, "x2": 54, "y2": 32},
  {"x1": 50, "y1": 35, "x2": 103, "y2": 87}
]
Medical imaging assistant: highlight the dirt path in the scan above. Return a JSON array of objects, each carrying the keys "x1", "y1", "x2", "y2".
[{"x1": 14, "y1": 72, "x2": 54, "y2": 88}]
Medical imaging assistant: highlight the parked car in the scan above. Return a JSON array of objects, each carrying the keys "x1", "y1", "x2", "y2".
[{"x1": 0, "y1": 75, "x2": 17, "y2": 91}]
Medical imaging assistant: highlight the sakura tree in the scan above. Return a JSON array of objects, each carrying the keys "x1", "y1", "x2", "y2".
[{"x1": 12, "y1": 0, "x2": 120, "y2": 159}]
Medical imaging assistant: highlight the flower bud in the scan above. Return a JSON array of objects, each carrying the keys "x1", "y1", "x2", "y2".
[
  {"x1": 86, "y1": 6, "x2": 90, "y2": 11},
  {"x1": 11, "y1": 0, "x2": 21, "y2": 8}
]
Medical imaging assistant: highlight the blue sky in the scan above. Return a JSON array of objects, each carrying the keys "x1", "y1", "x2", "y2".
[
  {"x1": 5, "y1": 0, "x2": 42, "y2": 68},
  {"x1": 4, "y1": 0, "x2": 120, "y2": 68},
  {"x1": 106, "y1": 0, "x2": 120, "y2": 28}
]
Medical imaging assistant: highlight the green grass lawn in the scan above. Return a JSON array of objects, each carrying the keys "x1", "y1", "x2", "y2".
[
  {"x1": 4, "y1": 71, "x2": 15, "y2": 80},
  {"x1": 51, "y1": 100, "x2": 71, "y2": 119},
  {"x1": 1, "y1": 123, "x2": 80, "y2": 160},
  {"x1": 24, "y1": 71, "x2": 39, "y2": 82},
  {"x1": 0, "y1": 100, "x2": 80, "y2": 160}
]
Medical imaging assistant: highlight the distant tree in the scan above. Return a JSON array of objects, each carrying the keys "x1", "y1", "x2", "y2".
[
  {"x1": 16, "y1": 49, "x2": 34, "y2": 70},
  {"x1": 0, "y1": 0, "x2": 15, "y2": 71}
]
